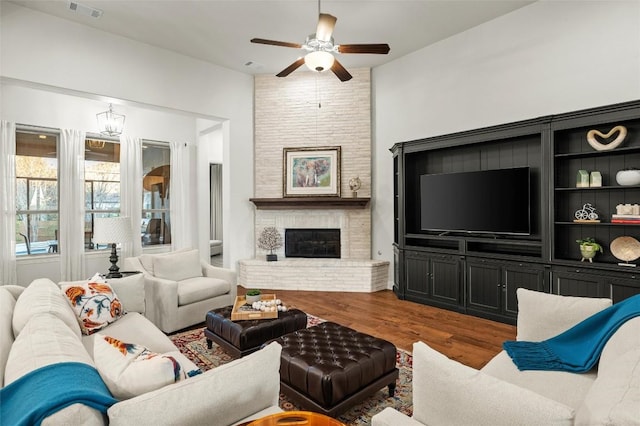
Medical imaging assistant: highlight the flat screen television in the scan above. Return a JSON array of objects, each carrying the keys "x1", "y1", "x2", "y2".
[{"x1": 420, "y1": 167, "x2": 531, "y2": 235}]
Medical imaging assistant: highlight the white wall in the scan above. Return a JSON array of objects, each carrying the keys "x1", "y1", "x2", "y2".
[
  {"x1": 1, "y1": 3, "x2": 254, "y2": 283},
  {"x1": 372, "y1": 0, "x2": 640, "y2": 288}
]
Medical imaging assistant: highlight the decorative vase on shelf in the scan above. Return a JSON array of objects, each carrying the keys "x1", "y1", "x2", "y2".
[
  {"x1": 266, "y1": 252, "x2": 278, "y2": 262},
  {"x1": 616, "y1": 169, "x2": 640, "y2": 186},
  {"x1": 576, "y1": 169, "x2": 589, "y2": 188}
]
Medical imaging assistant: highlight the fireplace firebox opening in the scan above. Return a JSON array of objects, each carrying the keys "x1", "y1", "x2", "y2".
[{"x1": 285, "y1": 228, "x2": 340, "y2": 259}]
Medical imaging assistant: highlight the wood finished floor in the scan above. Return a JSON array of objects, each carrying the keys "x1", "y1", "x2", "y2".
[{"x1": 238, "y1": 287, "x2": 516, "y2": 370}]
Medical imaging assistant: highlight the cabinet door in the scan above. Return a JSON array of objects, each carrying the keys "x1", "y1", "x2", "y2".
[
  {"x1": 503, "y1": 263, "x2": 548, "y2": 317},
  {"x1": 607, "y1": 276, "x2": 640, "y2": 303},
  {"x1": 430, "y1": 254, "x2": 461, "y2": 305},
  {"x1": 466, "y1": 259, "x2": 502, "y2": 314},
  {"x1": 552, "y1": 268, "x2": 609, "y2": 298},
  {"x1": 393, "y1": 247, "x2": 405, "y2": 299},
  {"x1": 405, "y1": 252, "x2": 430, "y2": 298}
]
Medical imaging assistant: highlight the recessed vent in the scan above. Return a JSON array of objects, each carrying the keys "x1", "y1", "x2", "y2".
[
  {"x1": 68, "y1": 1, "x2": 103, "y2": 18},
  {"x1": 244, "y1": 61, "x2": 264, "y2": 70}
]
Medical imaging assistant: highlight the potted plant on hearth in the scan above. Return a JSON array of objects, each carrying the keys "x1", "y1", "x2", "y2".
[
  {"x1": 576, "y1": 237, "x2": 603, "y2": 263},
  {"x1": 258, "y1": 226, "x2": 283, "y2": 262}
]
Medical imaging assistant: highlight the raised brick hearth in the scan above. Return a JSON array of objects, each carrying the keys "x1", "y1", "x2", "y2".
[{"x1": 239, "y1": 258, "x2": 389, "y2": 292}]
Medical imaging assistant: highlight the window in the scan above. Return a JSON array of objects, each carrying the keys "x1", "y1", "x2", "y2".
[
  {"x1": 85, "y1": 139, "x2": 121, "y2": 250},
  {"x1": 15, "y1": 131, "x2": 59, "y2": 256},
  {"x1": 142, "y1": 143, "x2": 171, "y2": 246}
]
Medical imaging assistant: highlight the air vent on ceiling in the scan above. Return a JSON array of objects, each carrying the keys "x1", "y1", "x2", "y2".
[
  {"x1": 244, "y1": 61, "x2": 264, "y2": 70},
  {"x1": 68, "y1": 1, "x2": 103, "y2": 18}
]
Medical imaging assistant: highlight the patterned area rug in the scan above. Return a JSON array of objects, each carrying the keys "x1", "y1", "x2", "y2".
[{"x1": 169, "y1": 316, "x2": 413, "y2": 426}]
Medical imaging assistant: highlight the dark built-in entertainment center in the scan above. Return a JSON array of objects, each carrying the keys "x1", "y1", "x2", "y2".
[{"x1": 392, "y1": 100, "x2": 640, "y2": 325}]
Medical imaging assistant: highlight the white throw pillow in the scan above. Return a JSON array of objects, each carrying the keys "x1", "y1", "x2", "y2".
[
  {"x1": 0, "y1": 287, "x2": 17, "y2": 386},
  {"x1": 4, "y1": 313, "x2": 94, "y2": 385},
  {"x1": 60, "y1": 281, "x2": 124, "y2": 335},
  {"x1": 138, "y1": 248, "x2": 191, "y2": 275},
  {"x1": 12, "y1": 278, "x2": 81, "y2": 338},
  {"x1": 412, "y1": 341, "x2": 575, "y2": 426},
  {"x1": 93, "y1": 333, "x2": 201, "y2": 399},
  {"x1": 575, "y1": 348, "x2": 640, "y2": 425},
  {"x1": 152, "y1": 249, "x2": 203, "y2": 282},
  {"x1": 106, "y1": 274, "x2": 145, "y2": 314},
  {"x1": 516, "y1": 288, "x2": 612, "y2": 341}
]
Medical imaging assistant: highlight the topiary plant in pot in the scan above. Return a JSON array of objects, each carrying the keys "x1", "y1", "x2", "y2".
[
  {"x1": 245, "y1": 289, "x2": 261, "y2": 304},
  {"x1": 257, "y1": 227, "x2": 283, "y2": 261},
  {"x1": 576, "y1": 237, "x2": 603, "y2": 263}
]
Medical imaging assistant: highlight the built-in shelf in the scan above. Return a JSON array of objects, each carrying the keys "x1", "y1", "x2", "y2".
[
  {"x1": 555, "y1": 185, "x2": 640, "y2": 191},
  {"x1": 249, "y1": 197, "x2": 370, "y2": 210}
]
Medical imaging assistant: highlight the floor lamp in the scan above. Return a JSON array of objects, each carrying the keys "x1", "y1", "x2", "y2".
[{"x1": 93, "y1": 217, "x2": 133, "y2": 278}]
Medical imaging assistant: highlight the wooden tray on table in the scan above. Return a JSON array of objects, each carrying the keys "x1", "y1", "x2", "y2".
[{"x1": 231, "y1": 294, "x2": 278, "y2": 320}]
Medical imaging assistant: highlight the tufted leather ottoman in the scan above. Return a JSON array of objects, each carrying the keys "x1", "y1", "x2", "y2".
[
  {"x1": 275, "y1": 321, "x2": 399, "y2": 418},
  {"x1": 204, "y1": 305, "x2": 307, "y2": 358}
]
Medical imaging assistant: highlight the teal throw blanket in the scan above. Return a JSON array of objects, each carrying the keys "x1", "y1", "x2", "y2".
[
  {"x1": 504, "y1": 294, "x2": 640, "y2": 372},
  {"x1": 0, "y1": 362, "x2": 117, "y2": 426}
]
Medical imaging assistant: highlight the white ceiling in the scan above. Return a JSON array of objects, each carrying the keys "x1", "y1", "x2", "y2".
[{"x1": 9, "y1": 0, "x2": 535, "y2": 76}]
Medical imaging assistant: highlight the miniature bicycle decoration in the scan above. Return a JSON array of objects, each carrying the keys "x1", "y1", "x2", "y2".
[{"x1": 574, "y1": 203, "x2": 600, "y2": 222}]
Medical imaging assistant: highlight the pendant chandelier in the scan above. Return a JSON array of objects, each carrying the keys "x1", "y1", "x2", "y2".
[{"x1": 96, "y1": 104, "x2": 125, "y2": 136}]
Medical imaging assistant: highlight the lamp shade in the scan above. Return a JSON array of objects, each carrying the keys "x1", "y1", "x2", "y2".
[
  {"x1": 304, "y1": 51, "x2": 335, "y2": 72},
  {"x1": 96, "y1": 104, "x2": 125, "y2": 137},
  {"x1": 93, "y1": 217, "x2": 133, "y2": 244}
]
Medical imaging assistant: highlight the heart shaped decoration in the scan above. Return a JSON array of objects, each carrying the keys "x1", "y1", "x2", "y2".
[{"x1": 587, "y1": 125, "x2": 627, "y2": 151}]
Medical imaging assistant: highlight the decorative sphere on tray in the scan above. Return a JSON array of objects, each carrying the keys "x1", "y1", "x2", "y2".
[{"x1": 251, "y1": 299, "x2": 288, "y2": 312}]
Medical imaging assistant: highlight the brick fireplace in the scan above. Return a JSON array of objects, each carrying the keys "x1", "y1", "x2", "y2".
[{"x1": 241, "y1": 69, "x2": 389, "y2": 292}]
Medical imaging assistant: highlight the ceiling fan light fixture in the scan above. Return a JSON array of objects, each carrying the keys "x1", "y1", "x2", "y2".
[
  {"x1": 304, "y1": 50, "x2": 334, "y2": 72},
  {"x1": 96, "y1": 104, "x2": 125, "y2": 137}
]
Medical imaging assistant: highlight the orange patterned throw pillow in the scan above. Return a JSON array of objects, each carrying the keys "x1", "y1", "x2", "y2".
[
  {"x1": 61, "y1": 281, "x2": 124, "y2": 335},
  {"x1": 94, "y1": 334, "x2": 202, "y2": 399}
]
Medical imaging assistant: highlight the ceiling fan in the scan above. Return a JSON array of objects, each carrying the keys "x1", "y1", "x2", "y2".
[{"x1": 250, "y1": 1, "x2": 390, "y2": 82}]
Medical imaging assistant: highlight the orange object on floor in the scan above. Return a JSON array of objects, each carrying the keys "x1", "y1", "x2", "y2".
[{"x1": 247, "y1": 411, "x2": 346, "y2": 426}]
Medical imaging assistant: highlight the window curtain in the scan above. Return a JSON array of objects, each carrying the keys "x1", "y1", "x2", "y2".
[
  {"x1": 0, "y1": 121, "x2": 17, "y2": 285},
  {"x1": 59, "y1": 128, "x2": 86, "y2": 281},
  {"x1": 120, "y1": 135, "x2": 143, "y2": 258},
  {"x1": 210, "y1": 164, "x2": 223, "y2": 241},
  {"x1": 170, "y1": 141, "x2": 193, "y2": 249}
]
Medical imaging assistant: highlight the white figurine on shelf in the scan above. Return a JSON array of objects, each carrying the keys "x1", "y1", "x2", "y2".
[{"x1": 575, "y1": 203, "x2": 598, "y2": 221}]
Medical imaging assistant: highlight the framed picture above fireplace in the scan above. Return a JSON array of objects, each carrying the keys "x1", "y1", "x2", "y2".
[{"x1": 283, "y1": 146, "x2": 341, "y2": 197}]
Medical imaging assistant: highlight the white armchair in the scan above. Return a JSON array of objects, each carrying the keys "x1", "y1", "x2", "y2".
[{"x1": 124, "y1": 249, "x2": 237, "y2": 333}]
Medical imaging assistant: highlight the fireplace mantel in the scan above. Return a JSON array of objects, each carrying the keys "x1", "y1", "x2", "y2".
[{"x1": 250, "y1": 197, "x2": 370, "y2": 210}]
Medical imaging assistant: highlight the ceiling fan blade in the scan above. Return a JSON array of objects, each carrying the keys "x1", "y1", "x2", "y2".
[
  {"x1": 276, "y1": 58, "x2": 306, "y2": 77},
  {"x1": 331, "y1": 58, "x2": 352, "y2": 82},
  {"x1": 250, "y1": 38, "x2": 302, "y2": 49},
  {"x1": 316, "y1": 13, "x2": 337, "y2": 42},
  {"x1": 337, "y1": 43, "x2": 391, "y2": 54}
]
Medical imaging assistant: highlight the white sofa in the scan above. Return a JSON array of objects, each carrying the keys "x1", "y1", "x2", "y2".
[
  {"x1": 373, "y1": 289, "x2": 640, "y2": 426},
  {"x1": 124, "y1": 249, "x2": 237, "y2": 333},
  {"x1": 0, "y1": 278, "x2": 282, "y2": 425}
]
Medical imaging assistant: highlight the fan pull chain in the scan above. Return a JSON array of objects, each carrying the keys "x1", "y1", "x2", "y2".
[{"x1": 316, "y1": 73, "x2": 322, "y2": 109}]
